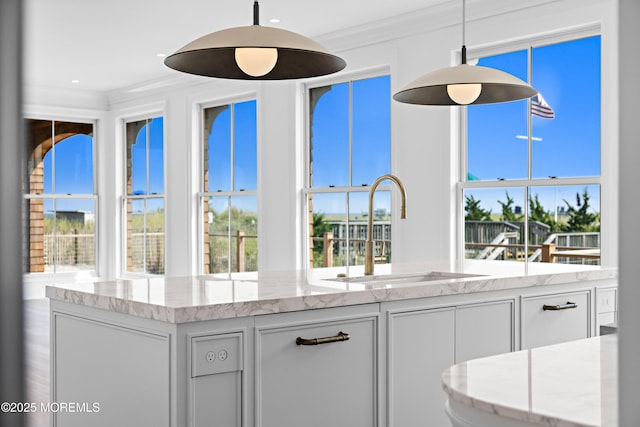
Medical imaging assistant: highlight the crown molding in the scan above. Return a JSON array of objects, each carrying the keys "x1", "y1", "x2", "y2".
[
  {"x1": 24, "y1": 85, "x2": 109, "y2": 113},
  {"x1": 316, "y1": 0, "x2": 559, "y2": 53}
]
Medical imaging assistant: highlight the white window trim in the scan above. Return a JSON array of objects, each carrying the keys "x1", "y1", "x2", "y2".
[
  {"x1": 197, "y1": 96, "x2": 259, "y2": 277},
  {"x1": 120, "y1": 109, "x2": 166, "y2": 278},
  {"x1": 22, "y1": 116, "x2": 100, "y2": 289}
]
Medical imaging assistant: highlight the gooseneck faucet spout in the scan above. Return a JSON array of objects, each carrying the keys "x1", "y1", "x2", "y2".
[{"x1": 365, "y1": 174, "x2": 407, "y2": 275}]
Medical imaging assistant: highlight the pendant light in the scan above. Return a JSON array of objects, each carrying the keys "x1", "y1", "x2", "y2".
[
  {"x1": 393, "y1": 0, "x2": 537, "y2": 105},
  {"x1": 164, "y1": 1, "x2": 346, "y2": 80}
]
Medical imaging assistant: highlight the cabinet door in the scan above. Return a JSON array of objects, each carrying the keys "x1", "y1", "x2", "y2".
[
  {"x1": 521, "y1": 290, "x2": 590, "y2": 349},
  {"x1": 388, "y1": 307, "x2": 455, "y2": 427},
  {"x1": 455, "y1": 300, "x2": 514, "y2": 363},
  {"x1": 256, "y1": 315, "x2": 378, "y2": 427},
  {"x1": 53, "y1": 313, "x2": 170, "y2": 427}
]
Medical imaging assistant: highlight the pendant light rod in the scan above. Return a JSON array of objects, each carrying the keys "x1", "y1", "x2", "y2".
[
  {"x1": 462, "y1": 0, "x2": 466, "y2": 46},
  {"x1": 253, "y1": 1, "x2": 259, "y2": 25}
]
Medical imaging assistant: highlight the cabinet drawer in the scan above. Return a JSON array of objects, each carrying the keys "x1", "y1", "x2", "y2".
[
  {"x1": 521, "y1": 291, "x2": 590, "y2": 349},
  {"x1": 256, "y1": 315, "x2": 378, "y2": 427}
]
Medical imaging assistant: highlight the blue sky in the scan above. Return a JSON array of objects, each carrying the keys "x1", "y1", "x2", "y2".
[
  {"x1": 43, "y1": 133, "x2": 95, "y2": 214},
  {"x1": 310, "y1": 75, "x2": 391, "y2": 216},
  {"x1": 207, "y1": 100, "x2": 257, "y2": 193},
  {"x1": 131, "y1": 117, "x2": 164, "y2": 196}
]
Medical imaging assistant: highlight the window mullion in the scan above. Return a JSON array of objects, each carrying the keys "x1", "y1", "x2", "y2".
[
  {"x1": 227, "y1": 196, "x2": 232, "y2": 278},
  {"x1": 349, "y1": 81, "x2": 357, "y2": 270},
  {"x1": 525, "y1": 46, "x2": 534, "y2": 264}
]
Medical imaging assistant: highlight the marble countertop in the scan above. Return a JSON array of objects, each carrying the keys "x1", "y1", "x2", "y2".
[
  {"x1": 45, "y1": 260, "x2": 616, "y2": 323},
  {"x1": 442, "y1": 334, "x2": 618, "y2": 427}
]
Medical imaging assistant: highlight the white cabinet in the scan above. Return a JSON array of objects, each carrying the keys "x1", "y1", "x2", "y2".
[
  {"x1": 521, "y1": 290, "x2": 591, "y2": 349},
  {"x1": 51, "y1": 280, "x2": 614, "y2": 427},
  {"x1": 386, "y1": 298, "x2": 515, "y2": 427},
  {"x1": 255, "y1": 305, "x2": 379, "y2": 427}
]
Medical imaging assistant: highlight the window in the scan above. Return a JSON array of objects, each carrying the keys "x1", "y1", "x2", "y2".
[
  {"x1": 124, "y1": 117, "x2": 165, "y2": 274},
  {"x1": 201, "y1": 100, "x2": 258, "y2": 275},
  {"x1": 24, "y1": 119, "x2": 96, "y2": 274},
  {"x1": 306, "y1": 74, "x2": 391, "y2": 271},
  {"x1": 461, "y1": 35, "x2": 601, "y2": 265}
]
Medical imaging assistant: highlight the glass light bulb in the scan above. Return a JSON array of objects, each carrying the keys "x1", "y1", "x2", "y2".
[
  {"x1": 447, "y1": 83, "x2": 482, "y2": 105},
  {"x1": 235, "y1": 48, "x2": 278, "y2": 77}
]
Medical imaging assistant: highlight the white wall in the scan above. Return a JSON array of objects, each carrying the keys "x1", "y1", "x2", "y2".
[{"x1": 23, "y1": 0, "x2": 618, "y2": 282}]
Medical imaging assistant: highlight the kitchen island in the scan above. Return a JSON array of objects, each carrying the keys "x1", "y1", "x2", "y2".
[
  {"x1": 442, "y1": 334, "x2": 617, "y2": 427},
  {"x1": 46, "y1": 261, "x2": 616, "y2": 427}
]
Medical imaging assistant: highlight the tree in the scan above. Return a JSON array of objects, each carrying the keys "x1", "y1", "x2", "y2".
[
  {"x1": 464, "y1": 195, "x2": 492, "y2": 221},
  {"x1": 311, "y1": 212, "x2": 333, "y2": 267},
  {"x1": 498, "y1": 191, "x2": 523, "y2": 222},
  {"x1": 562, "y1": 188, "x2": 599, "y2": 232},
  {"x1": 528, "y1": 194, "x2": 561, "y2": 232}
]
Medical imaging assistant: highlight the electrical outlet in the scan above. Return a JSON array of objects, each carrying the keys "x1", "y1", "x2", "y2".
[{"x1": 192, "y1": 333, "x2": 242, "y2": 377}]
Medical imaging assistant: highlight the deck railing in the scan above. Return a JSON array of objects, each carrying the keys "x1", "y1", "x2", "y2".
[{"x1": 465, "y1": 221, "x2": 600, "y2": 264}]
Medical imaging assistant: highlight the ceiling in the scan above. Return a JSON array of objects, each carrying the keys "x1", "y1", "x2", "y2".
[{"x1": 24, "y1": 0, "x2": 453, "y2": 94}]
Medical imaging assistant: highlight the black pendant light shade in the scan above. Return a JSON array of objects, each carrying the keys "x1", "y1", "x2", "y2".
[{"x1": 164, "y1": 1, "x2": 346, "y2": 80}]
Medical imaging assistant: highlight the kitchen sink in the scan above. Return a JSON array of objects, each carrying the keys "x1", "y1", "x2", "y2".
[{"x1": 327, "y1": 271, "x2": 482, "y2": 284}]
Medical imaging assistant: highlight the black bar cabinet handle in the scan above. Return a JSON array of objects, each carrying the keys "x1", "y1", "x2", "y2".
[
  {"x1": 296, "y1": 331, "x2": 350, "y2": 346},
  {"x1": 542, "y1": 301, "x2": 578, "y2": 311}
]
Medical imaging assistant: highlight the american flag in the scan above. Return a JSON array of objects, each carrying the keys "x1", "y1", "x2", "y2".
[{"x1": 531, "y1": 93, "x2": 555, "y2": 119}]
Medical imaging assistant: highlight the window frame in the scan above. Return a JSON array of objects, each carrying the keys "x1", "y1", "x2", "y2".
[
  {"x1": 198, "y1": 96, "x2": 258, "y2": 277},
  {"x1": 457, "y1": 26, "x2": 602, "y2": 263},
  {"x1": 121, "y1": 114, "x2": 166, "y2": 277},
  {"x1": 23, "y1": 117, "x2": 99, "y2": 277},
  {"x1": 303, "y1": 68, "x2": 392, "y2": 273}
]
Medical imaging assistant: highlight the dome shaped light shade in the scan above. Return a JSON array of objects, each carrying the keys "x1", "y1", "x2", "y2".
[
  {"x1": 393, "y1": 63, "x2": 538, "y2": 105},
  {"x1": 164, "y1": 2, "x2": 346, "y2": 80}
]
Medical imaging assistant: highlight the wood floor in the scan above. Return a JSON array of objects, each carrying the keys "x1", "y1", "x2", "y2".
[{"x1": 24, "y1": 298, "x2": 50, "y2": 427}]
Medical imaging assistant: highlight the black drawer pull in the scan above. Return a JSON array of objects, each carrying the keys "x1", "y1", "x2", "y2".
[
  {"x1": 543, "y1": 302, "x2": 578, "y2": 311},
  {"x1": 296, "y1": 331, "x2": 350, "y2": 346}
]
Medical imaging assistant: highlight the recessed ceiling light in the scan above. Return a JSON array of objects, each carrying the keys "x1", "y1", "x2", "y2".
[
  {"x1": 71, "y1": 79, "x2": 80, "y2": 84},
  {"x1": 156, "y1": 53, "x2": 167, "y2": 58},
  {"x1": 269, "y1": 18, "x2": 280, "y2": 23}
]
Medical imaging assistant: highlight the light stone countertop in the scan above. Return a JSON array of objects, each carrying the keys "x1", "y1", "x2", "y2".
[
  {"x1": 442, "y1": 334, "x2": 618, "y2": 427},
  {"x1": 45, "y1": 260, "x2": 616, "y2": 324}
]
